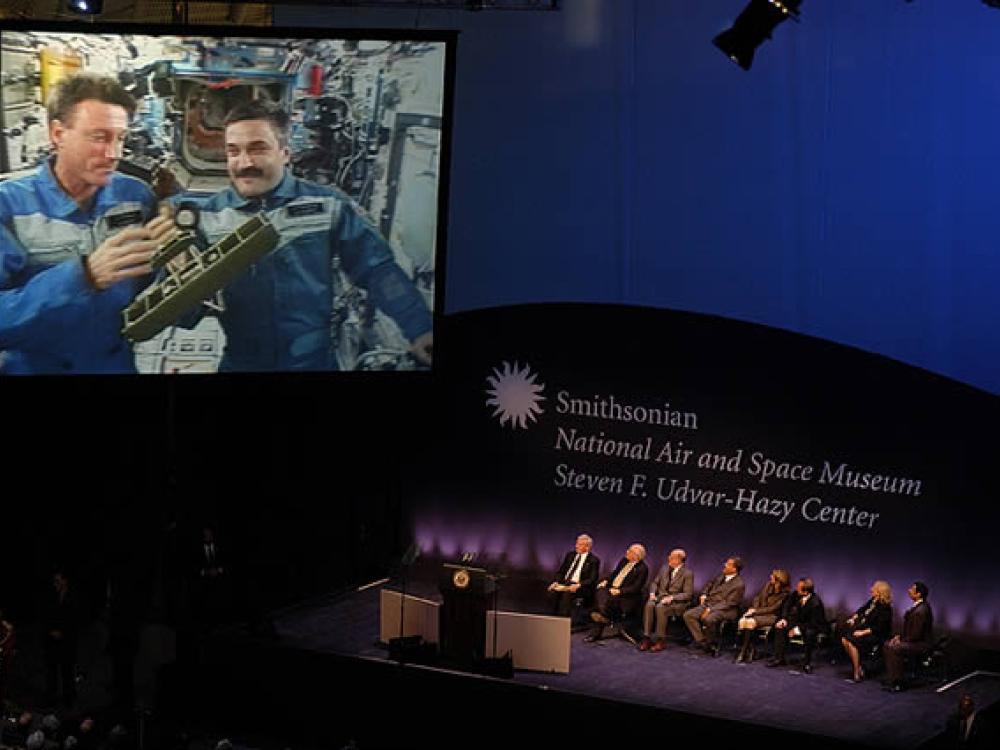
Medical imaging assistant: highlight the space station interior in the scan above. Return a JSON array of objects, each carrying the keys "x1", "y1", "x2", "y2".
[{"x1": 0, "y1": 29, "x2": 445, "y2": 372}]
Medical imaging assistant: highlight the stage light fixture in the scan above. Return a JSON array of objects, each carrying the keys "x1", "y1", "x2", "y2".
[
  {"x1": 66, "y1": 0, "x2": 104, "y2": 14},
  {"x1": 713, "y1": 0, "x2": 802, "y2": 71}
]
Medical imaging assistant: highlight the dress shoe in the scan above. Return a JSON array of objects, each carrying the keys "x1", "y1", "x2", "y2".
[
  {"x1": 638, "y1": 638, "x2": 652, "y2": 651},
  {"x1": 590, "y1": 611, "x2": 609, "y2": 624},
  {"x1": 802, "y1": 663, "x2": 813, "y2": 674},
  {"x1": 651, "y1": 640, "x2": 667, "y2": 653},
  {"x1": 583, "y1": 634, "x2": 600, "y2": 643},
  {"x1": 766, "y1": 658, "x2": 787, "y2": 668},
  {"x1": 707, "y1": 643, "x2": 720, "y2": 657}
]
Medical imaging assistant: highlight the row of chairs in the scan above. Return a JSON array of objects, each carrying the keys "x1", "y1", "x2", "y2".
[
  {"x1": 571, "y1": 596, "x2": 950, "y2": 685},
  {"x1": 743, "y1": 620, "x2": 950, "y2": 682}
]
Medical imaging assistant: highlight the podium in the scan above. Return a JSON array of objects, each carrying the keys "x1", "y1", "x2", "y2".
[{"x1": 439, "y1": 563, "x2": 496, "y2": 666}]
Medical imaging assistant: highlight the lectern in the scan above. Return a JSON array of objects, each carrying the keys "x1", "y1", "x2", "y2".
[{"x1": 439, "y1": 563, "x2": 496, "y2": 666}]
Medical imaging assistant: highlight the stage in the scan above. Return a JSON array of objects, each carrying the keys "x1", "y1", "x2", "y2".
[{"x1": 191, "y1": 581, "x2": 1000, "y2": 750}]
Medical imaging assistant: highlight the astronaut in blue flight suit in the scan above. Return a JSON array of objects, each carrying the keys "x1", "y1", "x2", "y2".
[
  {"x1": 179, "y1": 99, "x2": 433, "y2": 372},
  {"x1": 0, "y1": 74, "x2": 174, "y2": 374}
]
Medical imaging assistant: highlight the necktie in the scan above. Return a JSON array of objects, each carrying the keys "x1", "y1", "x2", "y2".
[
  {"x1": 612, "y1": 562, "x2": 632, "y2": 589},
  {"x1": 567, "y1": 554, "x2": 582, "y2": 582}
]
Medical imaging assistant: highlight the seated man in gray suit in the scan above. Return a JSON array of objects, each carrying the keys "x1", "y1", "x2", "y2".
[
  {"x1": 683, "y1": 556, "x2": 746, "y2": 656},
  {"x1": 639, "y1": 548, "x2": 694, "y2": 652}
]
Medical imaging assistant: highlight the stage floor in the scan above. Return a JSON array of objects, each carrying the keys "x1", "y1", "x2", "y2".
[{"x1": 269, "y1": 585, "x2": 1000, "y2": 749}]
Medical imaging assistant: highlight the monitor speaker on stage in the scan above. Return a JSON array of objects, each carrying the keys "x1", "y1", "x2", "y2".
[{"x1": 387, "y1": 634, "x2": 437, "y2": 665}]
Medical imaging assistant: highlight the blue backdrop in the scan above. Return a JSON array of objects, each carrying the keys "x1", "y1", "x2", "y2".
[{"x1": 276, "y1": 0, "x2": 1000, "y2": 394}]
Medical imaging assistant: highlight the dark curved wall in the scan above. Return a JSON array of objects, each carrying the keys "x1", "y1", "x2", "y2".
[
  {"x1": 414, "y1": 304, "x2": 1000, "y2": 644},
  {"x1": 278, "y1": 0, "x2": 1000, "y2": 395}
]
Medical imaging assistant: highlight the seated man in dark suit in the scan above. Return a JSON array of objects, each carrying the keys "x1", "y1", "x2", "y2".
[
  {"x1": 639, "y1": 548, "x2": 694, "y2": 652},
  {"x1": 547, "y1": 534, "x2": 600, "y2": 617},
  {"x1": 883, "y1": 580, "x2": 934, "y2": 692},
  {"x1": 683, "y1": 556, "x2": 746, "y2": 655},
  {"x1": 767, "y1": 576, "x2": 827, "y2": 673},
  {"x1": 585, "y1": 543, "x2": 649, "y2": 642}
]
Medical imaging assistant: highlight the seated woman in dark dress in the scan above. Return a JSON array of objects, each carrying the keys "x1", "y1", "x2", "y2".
[
  {"x1": 734, "y1": 568, "x2": 790, "y2": 662},
  {"x1": 840, "y1": 580, "x2": 893, "y2": 682}
]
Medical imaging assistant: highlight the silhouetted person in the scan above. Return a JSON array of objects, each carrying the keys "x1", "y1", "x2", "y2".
[
  {"x1": 192, "y1": 526, "x2": 232, "y2": 628},
  {"x1": 945, "y1": 694, "x2": 995, "y2": 749},
  {"x1": 42, "y1": 571, "x2": 79, "y2": 706},
  {"x1": 4, "y1": 711, "x2": 35, "y2": 748},
  {"x1": 0, "y1": 606, "x2": 16, "y2": 708}
]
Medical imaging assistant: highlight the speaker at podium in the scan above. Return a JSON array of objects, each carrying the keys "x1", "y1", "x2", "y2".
[{"x1": 439, "y1": 562, "x2": 497, "y2": 666}]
